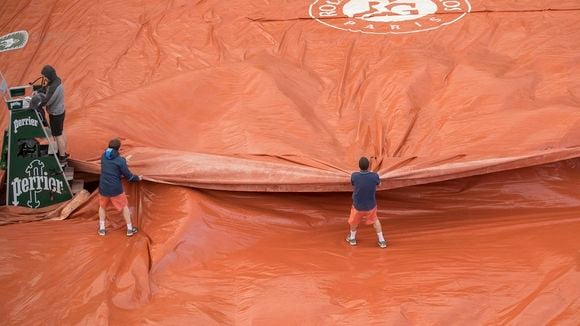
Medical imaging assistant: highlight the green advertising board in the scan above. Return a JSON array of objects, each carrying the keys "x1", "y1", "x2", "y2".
[{"x1": 6, "y1": 108, "x2": 72, "y2": 208}]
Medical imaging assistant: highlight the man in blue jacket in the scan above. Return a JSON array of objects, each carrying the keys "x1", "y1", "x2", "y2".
[{"x1": 98, "y1": 138, "x2": 142, "y2": 236}]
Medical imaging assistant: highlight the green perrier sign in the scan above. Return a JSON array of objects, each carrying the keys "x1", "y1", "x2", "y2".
[
  {"x1": 0, "y1": 31, "x2": 28, "y2": 53},
  {"x1": 6, "y1": 108, "x2": 72, "y2": 208}
]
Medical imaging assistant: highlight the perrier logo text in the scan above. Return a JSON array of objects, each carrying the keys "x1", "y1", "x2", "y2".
[
  {"x1": 13, "y1": 117, "x2": 39, "y2": 134},
  {"x1": 11, "y1": 160, "x2": 64, "y2": 208}
]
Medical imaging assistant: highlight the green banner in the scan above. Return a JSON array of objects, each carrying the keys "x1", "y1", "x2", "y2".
[{"x1": 7, "y1": 108, "x2": 72, "y2": 208}]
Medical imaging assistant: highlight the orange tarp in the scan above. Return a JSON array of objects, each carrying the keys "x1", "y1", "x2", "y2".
[{"x1": 0, "y1": 0, "x2": 579, "y2": 324}]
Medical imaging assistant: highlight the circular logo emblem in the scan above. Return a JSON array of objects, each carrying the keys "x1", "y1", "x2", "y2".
[
  {"x1": 309, "y1": 0, "x2": 471, "y2": 34},
  {"x1": 0, "y1": 30, "x2": 28, "y2": 52}
]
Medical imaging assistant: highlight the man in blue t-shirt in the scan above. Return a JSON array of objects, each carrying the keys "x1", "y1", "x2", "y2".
[{"x1": 346, "y1": 157, "x2": 387, "y2": 248}]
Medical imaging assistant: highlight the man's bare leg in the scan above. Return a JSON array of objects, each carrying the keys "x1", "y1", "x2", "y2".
[
  {"x1": 123, "y1": 206, "x2": 138, "y2": 236},
  {"x1": 373, "y1": 219, "x2": 387, "y2": 248},
  {"x1": 56, "y1": 134, "x2": 67, "y2": 157},
  {"x1": 350, "y1": 224, "x2": 358, "y2": 239},
  {"x1": 347, "y1": 224, "x2": 358, "y2": 245},
  {"x1": 98, "y1": 207, "x2": 107, "y2": 235},
  {"x1": 122, "y1": 206, "x2": 133, "y2": 228}
]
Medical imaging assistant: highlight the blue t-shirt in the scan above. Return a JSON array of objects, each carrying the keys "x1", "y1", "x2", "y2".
[{"x1": 351, "y1": 171, "x2": 380, "y2": 211}]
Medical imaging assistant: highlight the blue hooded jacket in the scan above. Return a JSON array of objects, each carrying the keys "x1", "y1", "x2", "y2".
[{"x1": 99, "y1": 148, "x2": 139, "y2": 196}]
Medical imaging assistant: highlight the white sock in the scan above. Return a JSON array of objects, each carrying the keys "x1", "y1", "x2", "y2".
[
  {"x1": 377, "y1": 232, "x2": 385, "y2": 242},
  {"x1": 350, "y1": 230, "x2": 357, "y2": 239},
  {"x1": 99, "y1": 220, "x2": 105, "y2": 230},
  {"x1": 127, "y1": 223, "x2": 133, "y2": 231}
]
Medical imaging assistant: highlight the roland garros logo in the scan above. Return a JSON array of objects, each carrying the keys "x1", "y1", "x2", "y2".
[{"x1": 309, "y1": 0, "x2": 471, "y2": 34}]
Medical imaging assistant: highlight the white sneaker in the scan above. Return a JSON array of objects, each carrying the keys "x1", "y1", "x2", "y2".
[
  {"x1": 126, "y1": 227, "x2": 138, "y2": 237},
  {"x1": 378, "y1": 240, "x2": 387, "y2": 249},
  {"x1": 346, "y1": 234, "x2": 357, "y2": 246}
]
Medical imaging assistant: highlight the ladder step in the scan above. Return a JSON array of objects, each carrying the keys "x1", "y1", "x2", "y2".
[
  {"x1": 48, "y1": 140, "x2": 57, "y2": 154},
  {"x1": 34, "y1": 136, "x2": 57, "y2": 154},
  {"x1": 70, "y1": 179, "x2": 84, "y2": 194},
  {"x1": 64, "y1": 166, "x2": 74, "y2": 181}
]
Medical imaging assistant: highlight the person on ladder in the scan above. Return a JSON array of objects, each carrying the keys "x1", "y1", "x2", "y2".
[{"x1": 40, "y1": 65, "x2": 68, "y2": 164}]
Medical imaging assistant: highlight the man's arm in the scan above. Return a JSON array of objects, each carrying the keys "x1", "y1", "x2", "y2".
[
  {"x1": 41, "y1": 85, "x2": 55, "y2": 106},
  {"x1": 119, "y1": 158, "x2": 140, "y2": 182},
  {"x1": 42, "y1": 84, "x2": 62, "y2": 107}
]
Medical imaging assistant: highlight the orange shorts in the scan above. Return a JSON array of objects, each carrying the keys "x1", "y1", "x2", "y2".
[
  {"x1": 348, "y1": 206, "x2": 378, "y2": 226},
  {"x1": 99, "y1": 193, "x2": 128, "y2": 211}
]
